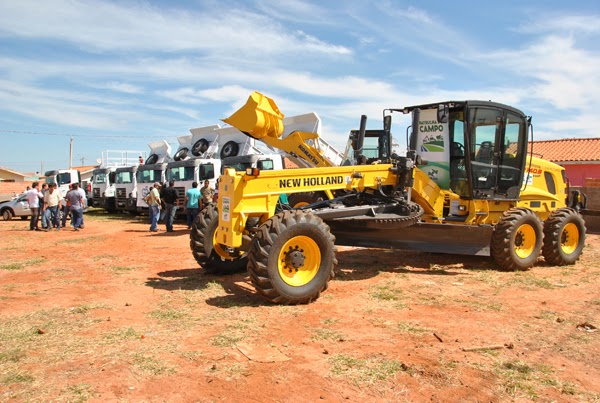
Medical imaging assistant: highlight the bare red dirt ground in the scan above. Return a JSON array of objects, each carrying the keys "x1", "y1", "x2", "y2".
[{"x1": 1, "y1": 211, "x2": 599, "y2": 402}]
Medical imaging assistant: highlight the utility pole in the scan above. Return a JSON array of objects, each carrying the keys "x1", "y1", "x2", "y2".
[
  {"x1": 69, "y1": 137, "x2": 73, "y2": 169},
  {"x1": 80, "y1": 156, "x2": 85, "y2": 165}
]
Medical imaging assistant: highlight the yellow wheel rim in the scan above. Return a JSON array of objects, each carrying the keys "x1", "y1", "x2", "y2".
[
  {"x1": 560, "y1": 223, "x2": 579, "y2": 255},
  {"x1": 278, "y1": 236, "x2": 321, "y2": 286},
  {"x1": 514, "y1": 223, "x2": 536, "y2": 259},
  {"x1": 212, "y1": 228, "x2": 235, "y2": 261}
]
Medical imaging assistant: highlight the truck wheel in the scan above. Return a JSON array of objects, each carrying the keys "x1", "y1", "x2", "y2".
[
  {"x1": 491, "y1": 208, "x2": 543, "y2": 271},
  {"x1": 2, "y1": 209, "x2": 13, "y2": 221},
  {"x1": 542, "y1": 208, "x2": 586, "y2": 265},
  {"x1": 174, "y1": 147, "x2": 189, "y2": 161},
  {"x1": 220, "y1": 141, "x2": 239, "y2": 158},
  {"x1": 287, "y1": 192, "x2": 323, "y2": 208},
  {"x1": 248, "y1": 210, "x2": 337, "y2": 304},
  {"x1": 192, "y1": 138, "x2": 209, "y2": 156},
  {"x1": 190, "y1": 204, "x2": 248, "y2": 274},
  {"x1": 145, "y1": 154, "x2": 159, "y2": 164}
]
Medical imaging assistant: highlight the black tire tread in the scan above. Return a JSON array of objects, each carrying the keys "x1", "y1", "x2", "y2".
[
  {"x1": 248, "y1": 210, "x2": 337, "y2": 305},
  {"x1": 189, "y1": 204, "x2": 247, "y2": 274},
  {"x1": 542, "y1": 208, "x2": 586, "y2": 265},
  {"x1": 491, "y1": 208, "x2": 543, "y2": 271}
]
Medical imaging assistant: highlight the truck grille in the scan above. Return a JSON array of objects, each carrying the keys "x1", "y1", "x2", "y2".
[
  {"x1": 175, "y1": 187, "x2": 186, "y2": 201},
  {"x1": 116, "y1": 187, "x2": 127, "y2": 207},
  {"x1": 93, "y1": 188, "x2": 100, "y2": 197}
]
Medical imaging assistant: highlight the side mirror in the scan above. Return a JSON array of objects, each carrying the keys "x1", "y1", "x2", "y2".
[{"x1": 437, "y1": 104, "x2": 449, "y2": 124}]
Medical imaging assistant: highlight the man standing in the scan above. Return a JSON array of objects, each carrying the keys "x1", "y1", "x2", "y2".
[
  {"x1": 25, "y1": 181, "x2": 44, "y2": 231},
  {"x1": 184, "y1": 181, "x2": 201, "y2": 230},
  {"x1": 61, "y1": 184, "x2": 72, "y2": 228},
  {"x1": 65, "y1": 183, "x2": 85, "y2": 231},
  {"x1": 200, "y1": 180, "x2": 215, "y2": 209},
  {"x1": 144, "y1": 182, "x2": 161, "y2": 232},
  {"x1": 40, "y1": 183, "x2": 49, "y2": 229},
  {"x1": 43, "y1": 184, "x2": 63, "y2": 231},
  {"x1": 162, "y1": 180, "x2": 179, "y2": 232},
  {"x1": 76, "y1": 183, "x2": 87, "y2": 229}
]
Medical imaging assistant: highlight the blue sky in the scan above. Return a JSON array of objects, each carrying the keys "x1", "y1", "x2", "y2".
[{"x1": 1, "y1": 0, "x2": 599, "y2": 174}]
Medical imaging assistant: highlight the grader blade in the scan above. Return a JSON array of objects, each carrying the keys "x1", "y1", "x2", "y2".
[{"x1": 222, "y1": 91, "x2": 285, "y2": 139}]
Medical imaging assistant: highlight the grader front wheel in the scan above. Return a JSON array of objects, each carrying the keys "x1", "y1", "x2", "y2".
[
  {"x1": 190, "y1": 204, "x2": 248, "y2": 274},
  {"x1": 491, "y1": 208, "x2": 543, "y2": 271},
  {"x1": 248, "y1": 210, "x2": 337, "y2": 304},
  {"x1": 542, "y1": 208, "x2": 586, "y2": 265}
]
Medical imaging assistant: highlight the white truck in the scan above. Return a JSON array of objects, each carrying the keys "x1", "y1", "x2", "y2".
[
  {"x1": 91, "y1": 150, "x2": 145, "y2": 212},
  {"x1": 91, "y1": 167, "x2": 117, "y2": 211},
  {"x1": 136, "y1": 141, "x2": 172, "y2": 214},
  {"x1": 44, "y1": 169, "x2": 82, "y2": 200},
  {"x1": 166, "y1": 126, "x2": 222, "y2": 206},
  {"x1": 115, "y1": 165, "x2": 138, "y2": 214}
]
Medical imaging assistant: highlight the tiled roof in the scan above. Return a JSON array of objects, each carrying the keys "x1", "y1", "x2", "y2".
[
  {"x1": 529, "y1": 138, "x2": 600, "y2": 162},
  {"x1": 72, "y1": 164, "x2": 100, "y2": 172}
]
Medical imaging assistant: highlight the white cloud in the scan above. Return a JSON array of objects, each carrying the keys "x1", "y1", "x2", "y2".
[
  {"x1": 102, "y1": 82, "x2": 144, "y2": 94},
  {"x1": 0, "y1": 0, "x2": 351, "y2": 57},
  {"x1": 0, "y1": 80, "x2": 144, "y2": 129}
]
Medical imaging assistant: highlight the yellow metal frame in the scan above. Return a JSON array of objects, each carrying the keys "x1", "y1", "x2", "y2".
[{"x1": 217, "y1": 164, "x2": 399, "y2": 248}]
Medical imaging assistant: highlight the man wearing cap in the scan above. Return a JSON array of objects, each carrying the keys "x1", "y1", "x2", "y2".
[{"x1": 144, "y1": 182, "x2": 162, "y2": 232}]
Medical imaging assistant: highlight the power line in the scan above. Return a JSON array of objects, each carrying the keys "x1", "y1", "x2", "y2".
[{"x1": 0, "y1": 129, "x2": 151, "y2": 139}]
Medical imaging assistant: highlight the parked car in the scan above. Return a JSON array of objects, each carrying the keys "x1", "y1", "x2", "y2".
[{"x1": 0, "y1": 193, "x2": 31, "y2": 221}]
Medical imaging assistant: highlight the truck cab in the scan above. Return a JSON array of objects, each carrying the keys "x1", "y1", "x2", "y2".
[
  {"x1": 167, "y1": 158, "x2": 221, "y2": 203},
  {"x1": 136, "y1": 163, "x2": 169, "y2": 212},
  {"x1": 115, "y1": 165, "x2": 138, "y2": 213},
  {"x1": 221, "y1": 153, "x2": 284, "y2": 172},
  {"x1": 91, "y1": 167, "x2": 117, "y2": 211},
  {"x1": 44, "y1": 169, "x2": 81, "y2": 200}
]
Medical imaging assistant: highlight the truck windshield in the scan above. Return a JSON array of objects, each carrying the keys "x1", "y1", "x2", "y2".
[
  {"x1": 94, "y1": 173, "x2": 106, "y2": 184},
  {"x1": 199, "y1": 163, "x2": 215, "y2": 180},
  {"x1": 57, "y1": 173, "x2": 72, "y2": 185},
  {"x1": 115, "y1": 172, "x2": 133, "y2": 184},
  {"x1": 222, "y1": 162, "x2": 251, "y2": 173},
  {"x1": 168, "y1": 166, "x2": 195, "y2": 181},
  {"x1": 137, "y1": 169, "x2": 161, "y2": 183}
]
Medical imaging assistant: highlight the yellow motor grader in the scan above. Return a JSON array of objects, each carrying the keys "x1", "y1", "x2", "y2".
[{"x1": 190, "y1": 92, "x2": 586, "y2": 304}]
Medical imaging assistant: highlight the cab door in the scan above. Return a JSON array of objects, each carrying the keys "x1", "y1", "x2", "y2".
[{"x1": 466, "y1": 106, "x2": 527, "y2": 200}]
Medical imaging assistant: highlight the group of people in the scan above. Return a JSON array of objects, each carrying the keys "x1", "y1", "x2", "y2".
[
  {"x1": 144, "y1": 179, "x2": 215, "y2": 233},
  {"x1": 25, "y1": 181, "x2": 86, "y2": 232}
]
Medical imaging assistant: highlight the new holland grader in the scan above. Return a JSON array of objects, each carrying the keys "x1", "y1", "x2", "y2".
[{"x1": 190, "y1": 92, "x2": 586, "y2": 304}]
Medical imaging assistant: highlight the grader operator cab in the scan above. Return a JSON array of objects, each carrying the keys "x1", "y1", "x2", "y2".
[{"x1": 190, "y1": 92, "x2": 586, "y2": 305}]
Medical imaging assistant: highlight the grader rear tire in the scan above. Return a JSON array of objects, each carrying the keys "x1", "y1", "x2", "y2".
[
  {"x1": 190, "y1": 204, "x2": 248, "y2": 274},
  {"x1": 248, "y1": 210, "x2": 337, "y2": 304},
  {"x1": 491, "y1": 208, "x2": 543, "y2": 271},
  {"x1": 542, "y1": 208, "x2": 586, "y2": 265}
]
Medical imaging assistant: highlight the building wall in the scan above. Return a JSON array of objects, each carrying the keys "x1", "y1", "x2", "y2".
[
  {"x1": 562, "y1": 164, "x2": 600, "y2": 187},
  {"x1": 0, "y1": 181, "x2": 34, "y2": 202},
  {"x1": 0, "y1": 170, "x2": 27, "y2": 182}
]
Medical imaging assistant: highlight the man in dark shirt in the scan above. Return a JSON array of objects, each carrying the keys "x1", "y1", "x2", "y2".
[{"x1": 162, "y1": 180, "x2": 179, "y2": 232}]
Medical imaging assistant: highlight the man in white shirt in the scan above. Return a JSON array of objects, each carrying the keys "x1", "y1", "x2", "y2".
[
  {"x1": 43, "y1": 183, "x2": 63, "y2": 231},
  {"x1": 25, "y1": 181, "x2": 44, "y2": 231}
]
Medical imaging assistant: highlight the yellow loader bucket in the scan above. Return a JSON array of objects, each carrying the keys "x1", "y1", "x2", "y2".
[{"x1": 222, "y1": 91, "x2": 285, "y2": 139}]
